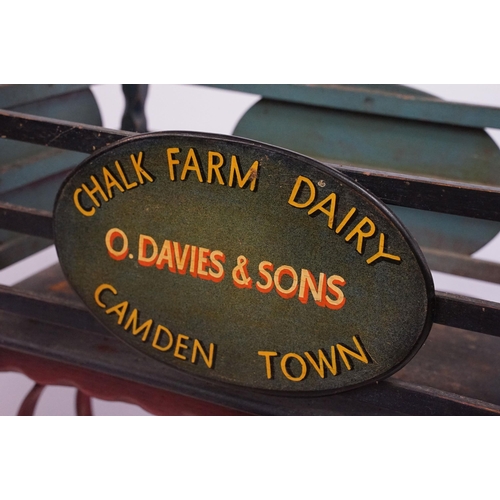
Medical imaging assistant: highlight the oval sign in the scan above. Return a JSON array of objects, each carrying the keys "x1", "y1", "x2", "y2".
[{"x1": 54, "y1": 132, "x2": 434, "y2": 394}]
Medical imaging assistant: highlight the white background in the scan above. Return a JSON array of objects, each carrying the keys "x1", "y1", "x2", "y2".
[{"x1": 1, "y1": 84, "x2": 500, "y2": 416}]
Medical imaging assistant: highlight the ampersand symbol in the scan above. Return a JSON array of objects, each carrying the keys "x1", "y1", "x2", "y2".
[{"x1": 232, "y1": 255, "x2": 253, "y2": 289}]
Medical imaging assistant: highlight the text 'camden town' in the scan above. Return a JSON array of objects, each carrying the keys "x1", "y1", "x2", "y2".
[{"x1": 94, "y1": 283, "x2": 372, "y2": 383}]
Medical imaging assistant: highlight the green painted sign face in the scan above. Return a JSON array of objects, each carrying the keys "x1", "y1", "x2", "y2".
[{"x1": 54, "y1": 132, "x2": 434, "y2": 394}]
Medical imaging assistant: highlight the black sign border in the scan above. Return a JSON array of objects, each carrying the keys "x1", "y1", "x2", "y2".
[{"x1": 54, "y1": 131, "x2": 435, "y2": 397}]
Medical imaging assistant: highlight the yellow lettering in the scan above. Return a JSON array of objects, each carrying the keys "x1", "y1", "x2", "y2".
[
  {"x1": 81, "y1": 175, "x2": 108, "y2": 207},
  {"x1": 106, "y1": 301, "x2": 129, "y2": 325},
  {"x1": 288, "y1": 175, "x2": 316, "y2": 208},
  {"x1": 102, "y1": 167, "x2": 125, "y2": 199},
  {"x1": 73, "y1": 188, "x2": 95, "y2": 217},
  {"x1": 207, "y1": 151, "x2": 225, "y2": 185},
  {"x1": 307, "y1": 193, "x2": 337, "y2": 229},
  {"x1": 258, "y1": 351, "x2": 278, "y2": 379},
  {"x1": 181, "y1": 148, "x2": 204, "y2": 183},
  {"x1": 94, "y1": 283, "x2": 117, "y2": 308},
  {"x1": 115, "y1": 160, "x2": 138, "y2": 189},
  {"x1": 152, "y1": 325, "x2": 174, "y2": 352},
  {"x1": 345, "y1": 216, "x2": 376, "y2": 254},
  {"x1": 335, "y1": 207, "x2": 357, "y2": 234},
  {"x1": 337, "y1": 336, "x2": 370, "y2": 370},
  {"x1": 304, "y1": 348, "x2": 337, "y2": 378},
  {"x1": 174, "y1": 334, "x2": 190, "y2": 360},
  {"x1": 166, "y1": 147, "x2": 181, "y2": 181},
  {"x1": 131, "y1": 152, "x2": 153, "y2": 184},
  {"x1": 228, "y1": 156, "x2": 258, "y2": 191},
  {"x1": 280, "y1": 353, "x2": 307, "y2": 382},
  {"x1": 366, "y1": 233, "x2": 401, "y2": 265},
  {"x1": 191, "y1": 339, "x2": 215, "y2": 369},
  {"x1": 124, "y1": 309, "x2": 153, "y2": 342}
]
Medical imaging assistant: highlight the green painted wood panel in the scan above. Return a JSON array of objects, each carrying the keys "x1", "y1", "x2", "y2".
[{"x1": 232, "y1": 85, "x2": 500, "y2": 254}]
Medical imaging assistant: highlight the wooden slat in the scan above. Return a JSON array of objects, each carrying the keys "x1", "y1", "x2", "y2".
[
  {"x1": 0, "y1": 302, "x2": 497, "y2": 415},
  {"x1": 1, "y1": 111, "x2": 500, "y2": 223},
  {"x1": 0, "y1": 84, "x2": 90, "y2": 110},
  {"x1": 333, "y1": 164, "x2": 500, "y2": 222},
  {"x1": 0, "y1": 235, "x2": 53, "y2": 270},
  {"x1": 422, "y1": 248, "x2": 500, "y2": 284},
  {"x1": 0, "y1": 109, "x2": 132, "y2": 154},
  {"x1": 0, "y1": 283, "x2": 105, "y2": 334},
  {"x1": 434, "y1": 292, "x2": 500, "y2": 336},
  {"x1": 0, "y1": 266, "x2": 496, "y2": 415},
  {"x1": 0, "y1": 281, "x2": 499, "y2": 349},
  {"x1": 206, "y1": 84, "x2": 500, "y2": 130},
  {"x1": 0, "y1": 202, "x2": 53, "y2": 239}
]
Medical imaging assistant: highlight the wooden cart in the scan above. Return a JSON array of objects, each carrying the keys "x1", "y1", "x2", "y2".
[{"x1": 1, "y1": 84, "x2": 499, "y2": 415}]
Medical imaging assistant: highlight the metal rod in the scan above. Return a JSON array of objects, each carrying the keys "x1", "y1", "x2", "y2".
[{"x1": 121, "y1": 85, "x2": 149, "y2": 133}]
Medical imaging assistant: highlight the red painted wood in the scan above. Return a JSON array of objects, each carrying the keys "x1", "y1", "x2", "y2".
[{"x1": 0, "y1": 348, "x2": 249, "y2": 416}]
